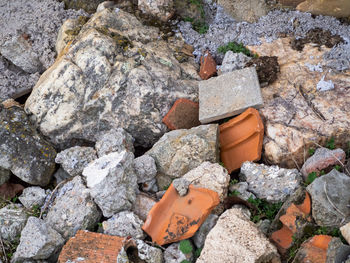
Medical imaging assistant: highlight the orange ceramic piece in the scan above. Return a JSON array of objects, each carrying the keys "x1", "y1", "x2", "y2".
[
  {"x1": 219, "y1": 108, "x2": 264, "y2": 173},
  {"x1": 142, "y1": 184, "x2": 220, "y2": 245},
  {"x1": 58, "y1": 230, "x2": 124, "y2": 263},
  {"x1": 199, "y1": 50, "x2": 217, "y2": 80},
  {"x1": 270, "y1": 192, "x2": 311, "y2": 254},
  {"x1": 162, "y1": 98, "x2": 201, "y2": 130},
  {"x1": 297, "y1": 235, "x2": 332, "y2": 263}
]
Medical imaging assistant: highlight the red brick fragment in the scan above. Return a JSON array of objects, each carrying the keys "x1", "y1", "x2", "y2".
[
  {"x1": 199, "y1": 50, "x2": 217, "y2": 80},
  {"x1": 294, "y1": 235, "x2": 332, "y2": 263},
  {"x1": 0, "y1": 183, "x2": 24, "y2": 199},
  {"x1": 162, "y1": 98, "x2": 201, "y2": 130},
  {"x1": 58, "y1": 230, "x2": 124, "y2": 263}
]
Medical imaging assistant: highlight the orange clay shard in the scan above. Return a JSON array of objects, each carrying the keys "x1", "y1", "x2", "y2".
[
  {"x1": 142, "y1": 184, "x2": 220, "y2": 245},
  {"x1": 297, "y1": 235, "x2": 332, "y2": 263},
  {"x1": 219, "y1": 108, "x2": 264, "y2": 173}
]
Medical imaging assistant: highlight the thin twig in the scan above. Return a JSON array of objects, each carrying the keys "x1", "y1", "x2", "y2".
[
  {"x1": 144, "y1": 240, "x2": 166, "y2": 251},
  {"x1": 0, "y1": 235, "x2": 8, "y2": 263},
  {"x1": 323, "y1": 181, "x2": 346, "y2": 219},
  {"x1": 291, "y1": 154, "x2": 301, "y2": 172}
]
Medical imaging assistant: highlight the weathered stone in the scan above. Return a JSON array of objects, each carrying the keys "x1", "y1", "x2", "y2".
[
  {"x1": 52, "y1": 167, "x2": 70, "y2": 184},
  {"x1": 247, "y1": 38, "x2": 350, "y2": 169},
  {"x1": 147, "y1": 125, "x2": 219, "y2": 189},
  {"x1": 340, "y1": 222, "x2": 350, "y2": 245},
  {"x1": 240, "y1": 161, "x2": 302, "y2": 203},
  {"x1": 301, "y1": 148, "x2": 346, "y2": 179},
  {"x1": 96, "y1": 1, "x2": 118, "y2": 13},
  {"x1": 218, "y1": 51, "x2": 251, "y2": 75},
  {"x1": 307, "y1": 169, "x2": 350, "y2": 227},
  {"x1": 0, "y1": 106, "x2": 56, "y2": 186},
  {"x1": 229, "y1": 182, "x2": 256, "y2": 201},
  {"x1": 164, "y1": 242, "x2": 193, "y2": 263},
  {"x1": 19, "y1": 187, "x2": 47, "y2": 209},
  {"x1": 199, "y1": 67, "x2": 263, "y2": 124},
  {"x1": 133, "y1": 239, "x2": 163, "y2": 263},
  {"x1": 297, "y1": 0, "x2": 350, "y2": 18},
  {"x1": 293, "y1": 235, "x2": 332, "y2": 263},
  {"x1": 326, "y1": 237, "x2": 350, "y2": 263},
  {"x1": 141, "y1": 178, "x2": 158, "y2": 193},
  {"x1": 138, "y1": 0, "x2": 175, "y2": 22},
  {"x1": 134, "y1": 155, "x2": 157, "y2": 184},
  {"x1": 197, "y1": 208, "x2": 280, "y2": 263},
  {"x1": 0, "y1": 204, "x2": 28, "y2": 242},
  {"x1": 172, "y1": 178, "x2": 190, "y2": 196},
  {"x1": 257, "y1": 219, "x2": 271, "y2": 236},
  {"x1": 12, "y1": 217, "x2": 64, "y2": 262},
  {"x1": 0, "y1": 167, "x2": 10, "y2": 186},
  {"x1": 218, "y1": 0, "x2": 269, "y2": 23},
  {"x1": 61, "y1": 0, "x2": 105, "y2": 13},
  {"x1": 24, "y1": 8, "x2": 198, "y2": 148},
  {"x1": 193, "y1": 214, "x2": 219, "y2": 248},
  {"x1": 82, "y1": 151, "x2": 138, "y2": 217},
  {"x1": 55, "y1": 146, "x2": 97, "y2": 177},
  {"x1": 45, "y1": 176, "x2": 101, "y2": 239},
  {"x1": 103, "y1": 211, "x2": 145, "y2": 239},
  {"x1": 95, "y1": 128, "x2": 135, "y2": 157},
  {"x1": 132, "y1": 193, "x2": 157, "y2": 222}
]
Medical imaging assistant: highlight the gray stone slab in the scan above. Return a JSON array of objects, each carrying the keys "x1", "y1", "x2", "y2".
[{"x1": 199, "y1": 67, "x2": 263, "y2": 123}]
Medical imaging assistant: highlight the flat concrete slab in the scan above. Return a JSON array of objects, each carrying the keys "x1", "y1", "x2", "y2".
[{"x1": 199, "y1": 67, "x2": 263, "y2": 123}]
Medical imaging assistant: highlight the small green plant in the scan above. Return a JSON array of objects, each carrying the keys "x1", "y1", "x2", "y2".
[
  {"x1": 247, "y1": 197, "x2": 283, "y2": 223},
  {"x1": 11, "y1": 196, "x2": 18, "y2": 203},
  {"x1": 219, "y1": 162, "x2": 226, "y2": 168},
  {"x1": 229, "y1": 179, "x2": 239, "y2": 185},
  {"x1": 229, "y1": 190, "x2": 240, "y2": 197},
  {"x1": 179, "y1": 240, "x2": 193, "y2": 254},
  {"x1": 97, "y1": 222, "x2": 103, "y2": 228},
  {"x1": 326, "y1": 137, "x2": 335, "y2": 150},
  {"x1": 308, "y1": 148, "x2": 315, "y2": 156},
  {"x1": 334, "y1": 165, "x2": 341, "y2": 171},
  {"x1": 305, "y1": 172, "x2": 317, "y2": 185},
  {"x1": 319, "y1": 170, "x2": 325, "y2": 175},
  {"x1": 180, "y1": 260, "x2": 191, "y2": 263},
  {"x1": 27, "y1": 204, "x2": 41, "y2": 218},
  {"x1": 194, "y1": 248, "x2": 202, "y2": 258},
  {"x1": 217, "y1": 41, "x2": 252, "y2": 57}
]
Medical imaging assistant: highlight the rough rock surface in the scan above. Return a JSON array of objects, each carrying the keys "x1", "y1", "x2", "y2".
[
  {"x1": 0, "y1": 0, "x2": 86, "y2": 100},
  {"x1": 45, "y1": 176, "x2": 101, "y2": 239},
  {"x1": 103, "y1": 211, "x2": 145, "y2": 239},
  {"x1": 340, "y1": 222, "x2": 350, "y2": 245},
  {"x1": 172, "y1": 178, "x2": 190, "y2": 196},
  {"x1": 53, "y1": 167, "x2": 71, "y2": 184},
  {"x1": 301, "y1": 148, "x2": 346, "y2": 179},
  {"x1": 82, "y1": 151, "x2": 138, "y2": 217},
  {"x1": 306, "y1": 169, "x2": 350, "y2": 227},
  {"x1": 326, "y1": 237, "x2": 350, "y2": 263},
  {"x1": 61, "y1": 0, "x2": 105, "y2": 13},
  {"x1": 133, "y1": 155, "x2": 157, "y2": 184},
  {"x1": 248, "y1": 38, "x2": 350, "y2": 168},
  {"x1": 240, "y1": 161, "x2": 302, "y2": 203},
  {"x1": 24, "y1": 8, "x2": 199, "y2": 148},
  {"x1": 19, "y1": 187, "x2": 47, "y2": 209},
  {"x1": 0, "y1": 204, "x2": 28, "y2": 242},
  {"x1": 218, "y1": 51, "x2": 251, "y2": 75},
  {"x1": 297, "y1": 0, "x2": 350, "y2": 18},
  {"x1": 132, "y1": 193, "x2": 157, "y2": 221},
  {"x1": 133, "y1": 239, "x2": 163, "y2": 263},
  {"x1": 197, "y1": 208, "x2": 280, "y2": 263},
  {"x1": 193, "y1": 213, "x2": 219, "y2": 248},
  {"x1": 0, "y1": 106, "x2": 56, "y2": 186},
  {"x1": 55, "y1": 146, "x2": 97, "y2": 177},
  {"x1": 147, "y1": 125, "x2": 219, "y2": 189},
  {"x1": 138, "y1": 0, "x2": 175, "y2": 22},
  {"x1": 95, "y1": 128, "x2": 135, "y2": 157},
  {"x1": 229, "y1": 182, "x2": 256, "y2": 201},
  {"x1": 0, "y1": 167, "x2": 10, "y2": 186},
  {"x1": 12, "y1": 217, "x2": 64, "y2": 262},
  {"x1": 164, "y1": 242, "x2": 193, "y2": 263}
]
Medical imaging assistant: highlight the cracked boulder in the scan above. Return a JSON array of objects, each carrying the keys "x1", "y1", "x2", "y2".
[
  {"x1": 248, "y1": 38, "x2": 350, "y2": 169},
  {"x1": 0, "y1": 105, "x2": 56, "y2": 186},
  {"x1": 24, "y1": 8, "x2": 199, "y2": 148}
]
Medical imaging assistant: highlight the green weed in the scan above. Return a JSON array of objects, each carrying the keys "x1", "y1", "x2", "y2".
[
  {"x1": 308, "y1": 148, "x2": 315, "y2": 156},
  {"x1": 179, "y1": 240, "x2": 193, "y2": 254},
  {"x1": 326, "y1": 137, "x2": 335, "y2": 150},
  {"x1": 305, "y1": 172, "x2": 317, "y2": 185},
  {"x1": 247, "y1": 197, "x2": 283, "y2": 223},
  {"x1": 217, "y1": 41, "x2": 253, "y2": 57}
]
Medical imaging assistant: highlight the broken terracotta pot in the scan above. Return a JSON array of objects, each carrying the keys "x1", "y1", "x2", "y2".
[
  {"x1": 142, "y1": 183, "x2": 220, "y2": 245},
  {"x1": 270, "y1": 191, "x2": 311, "y2": 254},
  {"x1": 58, "y1": 230, "x2": 124, "y2": 263},
  {"x1": 199, "y1": 50, "x2": 217, "y2": 80},
  {"x1": 293, "y1": 235, "x2": 332, "y2": 263},
  {"x1": 219, "y1": 108, "x2": 264, "y2": 173},
  {"x1": 162, "y1": 98, "x2": 201, "y2": 130}
]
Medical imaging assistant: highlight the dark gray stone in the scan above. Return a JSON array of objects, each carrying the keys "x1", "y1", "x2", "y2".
[
  {"x1": 0, "y1": 204, "x2": 28, "y2": 242},
  {"x1": 326, "y1": 237, "x2": 350, "y2": 263}
]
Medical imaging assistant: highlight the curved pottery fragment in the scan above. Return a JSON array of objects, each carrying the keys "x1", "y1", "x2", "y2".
[
  {"x1": 219, "y1": 108, "x2": 264, "y2": 173},
  {"x1": 142, "y1": 184, "x2": 220, "y2": 245}
]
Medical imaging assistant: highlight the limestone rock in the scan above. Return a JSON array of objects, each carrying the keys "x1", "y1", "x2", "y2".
[
  {"x1": 326, "y1": 237, "x2": 350, "y2": 263},
  {"x1": 307, "y1": 169, "x2": 350, "y2": 227},
  {"x1": 218, "y1": 0, "x2": 269, "y2": 23},
  {"x1": 19, "y1": 187, "x2": 47, "y2": 209},
  {"x1": 45, "y1": 176, "x2": 101, "y2": 239},
  {"x1": 297, "y1": 0, "x2": 350, "y2": 18},
  {"x1": 197, "y1": 208, "x2": 280, "y2": 263},
  {"x1": 133, "y1": 155, "x2": 156, "y2": 184},
  {"x1": 0, "y1": 167, "x2": 10, "y2": 186},
  {"x1": 247, "y1": 38, "x2": 350, "y2": 168},
  {"x1": 0, "y1": 106, "x2": 56, "y2": 186},
  {"x1": 193, "y1": 214, "x2": 219, "y2": 248},
  {"x1": 229, "y1": 182, "x2": 256, "y2": 201},
  {"x1": 24, "y1": 8, "x2": 198, "y2": 148},
  {"x1": 103, "y1": 211, "x2": 145, "y2": 239},
  {"x1": 133, "y1": 239, "x2": 163, "y2": 263},
  {"x1": 172, "y1": 178, "x2": 190, "y2": 196},
  {"x1": 164, "y1": 242, "x2": 193, "y2": 263},
  {"x1": 132, "y1": 193, "x2": 157, "y2": 221},
  {"x1": 240, "y1": 161, "x2": 302, "y2": 202},
  {"x1": 147, "y1": 125, "x2": 219, "y2": 189},
  {"x1": 82, "y1": 151, "x2": 138, "y2": 217},
  {"x1": 61, "y1": 0, "x2": 105, "y2": 13},
  {"x1": 0, "y1": 204, "x2": 28, "y2": 242},
  {"x1": 12, "y1": 217, "x2": 64, "y2": 262},
  {"x1": 53, "y1": 167, "x2": 71, "y2": 184},
  {"x1": 55, "y1": 146, "x2": 97, "y2": 177},
  {"x1": 218, "y1": 51, "x2": 251, "y2": 75},
  {"x1": 340, "y1": 222, "x2": 350, "y2": 245},
  {"x1": 138, "y1": 0, "x2": 175, "y2": 22},
  {"x1": 95, "y1": 128, "x2": 134, "y2": 157}
]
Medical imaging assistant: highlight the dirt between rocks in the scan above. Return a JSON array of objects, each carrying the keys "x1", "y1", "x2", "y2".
[{"x1": 245, "y1": 56, "x2": 280, "y2": 86}]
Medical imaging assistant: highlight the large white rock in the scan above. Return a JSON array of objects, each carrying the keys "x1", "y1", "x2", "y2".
[{"x1": 197, "y1": 208, "x2": 280, "y2": 263}]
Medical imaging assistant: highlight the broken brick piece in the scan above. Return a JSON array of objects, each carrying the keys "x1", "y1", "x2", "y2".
[
  {"x1": 162, "y1": 98, "x2": 201, "y2": 130},
  {"x1": 199, "y1": 50, "x2": 217, "y2": 80},
  {"x1": 142, "y1": 184, "x2": 220, "y2": 245},
  {"x1": 58, "y1": 230, "x2": 124, "y2": 263},
  {"x1": 270, "y1": 192, "x2": 311, "y2": 254},
  {"x1": 294, "y1": 235, "x2": 332, "y2": 263},
  {"x1": 0, "y1": 183, "x2": 24, "y2": 199},
  {"x1": 219, "y1": 108, "x2": 264, "y2": 173}
]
